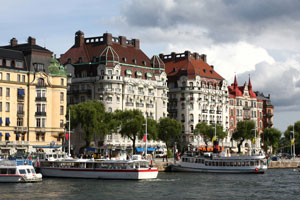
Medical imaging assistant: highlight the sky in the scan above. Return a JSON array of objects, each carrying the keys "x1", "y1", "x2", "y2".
[{"x1": 1, "y1": 0, "x2": 300, "y2": 132}]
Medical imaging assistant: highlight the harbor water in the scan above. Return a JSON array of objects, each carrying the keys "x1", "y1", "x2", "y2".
[{"x1": 1, "y1": 169, "x2": 299, "y2": 200}]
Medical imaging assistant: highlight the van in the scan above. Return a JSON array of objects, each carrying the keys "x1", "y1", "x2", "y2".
[{"x1": 155, "y1": 149, "x2": 167, "y2": 158}]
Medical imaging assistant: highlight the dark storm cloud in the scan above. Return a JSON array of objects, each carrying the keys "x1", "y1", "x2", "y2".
[{"x1": 121, "y1": 0, "x2": 300, "y2": 43}]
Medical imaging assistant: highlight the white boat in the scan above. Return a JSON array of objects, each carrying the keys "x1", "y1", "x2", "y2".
[
  {"x1": 0, "y1": 160, "x2": 42, "y2": 182},
  {"x1": 171, "y1": 151, "x2": 267, "y2": 174},
  {"x1": 39, "y1": 157, "x2": 158, "y2": 180}
]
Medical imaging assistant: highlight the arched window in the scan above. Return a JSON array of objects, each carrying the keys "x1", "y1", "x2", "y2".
[{"x1": 37, "y1": 78, "x2": 45, "y2": 87}]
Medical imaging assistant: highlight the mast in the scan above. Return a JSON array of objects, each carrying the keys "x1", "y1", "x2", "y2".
[
  {"x1": 145, "y1": 116, "x2": 148, "y2": 157},
  {"x1": 68, "y1": 109, "x2": 71, "y2": 157}
]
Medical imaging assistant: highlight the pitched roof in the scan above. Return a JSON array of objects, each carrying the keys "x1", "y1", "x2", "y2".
[{"x1": 164, "y1": 56, "x2": 224, "y2": 82}]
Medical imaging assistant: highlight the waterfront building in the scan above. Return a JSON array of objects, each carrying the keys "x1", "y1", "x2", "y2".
[
  {"x1": 255, "y1": 92, "x2": 274, "y2": 129},
  {"x1": 0, "y1": 37, "x2": 67, "y2": 154},
  {"x1": 228, "y1": 76, "x2": 263, "y2": 152},
  {"x1": 60, "y1": 31, "x2": 168, "y2": 154},
  {"x1": 161, "y1": 51, "x2": 230, "y2": 147}
]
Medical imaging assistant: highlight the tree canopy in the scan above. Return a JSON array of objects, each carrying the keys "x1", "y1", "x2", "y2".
[
  {"x1": 158, "y1": 117, "x2": 182, "y2": 161},
  {"x1": 261, "y1": 128, "x2": 282, "y2": 153},
  {"x1": 69, "y1": 101, "x2": 111, "y2": 147},
  {"x1": 232, "y1": 120, "x2": 256, "y2": 153},
  {"x1": 194, "y1": 122, "x2": 227, "y2": 146},
  {"x1": 283, "y1": 121, "x2": 300, "y2": 154}
]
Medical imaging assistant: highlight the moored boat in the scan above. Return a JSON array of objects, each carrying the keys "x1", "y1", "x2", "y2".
[
  {"x1": 39, "y1": 157, "x2": 158, "y2": 180},
  {"x1": 171, "y1": 150, "x2": 267, "y2": 174},
  {"x1": 0, "y1": 160, "x2": 42, "y2": 183}
]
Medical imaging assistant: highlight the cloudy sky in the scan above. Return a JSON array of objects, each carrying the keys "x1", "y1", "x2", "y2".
[{"x1": 1, "y1": 0, "x2": 300, "y2": 131}]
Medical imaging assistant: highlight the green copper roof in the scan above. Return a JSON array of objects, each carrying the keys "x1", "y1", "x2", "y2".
[{"x1": 48, "y1": 56, "x2": 67, "y2": 77}]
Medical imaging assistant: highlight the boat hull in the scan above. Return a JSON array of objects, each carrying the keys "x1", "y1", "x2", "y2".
[
  {"x1": 171, "y1": 164, "x2": 266, "y2": 174},
  {"x1": 0, "y1": 175, "x2": 25, "y2": 183},
  {"x1": 40, "y1": 167, "x2": 158, "y2": 180}
]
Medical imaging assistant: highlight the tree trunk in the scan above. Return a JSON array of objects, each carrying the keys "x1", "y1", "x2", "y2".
[
  {"x1": 166, "y1": 142, "x2": 169, "y2": 162},
  {"x1": 238, "y1": 139, "x2": 244, "y2": 154},
  {"x1": 132, "y1": 137, "x2": 136, "y2": 155}
]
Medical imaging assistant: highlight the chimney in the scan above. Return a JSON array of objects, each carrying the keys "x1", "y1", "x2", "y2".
[
  {"x1": 193, "y1": 52, "x2": 200, "y2": 60},
  {"x1": 210, "y1": 65, "x2": 214, "y2": 69},
  {"x1": 119, "y1": 36, "x2": 126, "y2": 47},
  {"x1": 159, "y1": 53, "x2": 164, "y2": 60},
  {"x1": 103, "y1": 33, "x2": 112, "y2": 45},
  {"x1": 171, "y1": 52, "x2": 176, "y2": 61},
  {"x1": 27, "y1": 37, "x2": 36, "y2": 45},
  {"x1": 133, "y1": 39, "x2": 140, "y2": 49},
  {"x1": 75, "y1": 30, "x2": 84, "y2": 47},
  {"x1": 10, "y1": 38, "x2": 18, "y2": 47},
  {"x1": 200, "y1": 54, "x2": 207, "y2": 62},
  {"x1": 184, "y1": 50, "x2": 191, "y2": 59}
]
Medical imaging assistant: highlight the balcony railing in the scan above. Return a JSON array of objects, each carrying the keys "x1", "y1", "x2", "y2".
[
  {"x1": 15, "y1": 126, "x2": 27, "y2": 132},
  {"x1": 202, "y1": 109, "x2": 208, "y2": 113},
  {"x1": 125, "y1": 102, "x2": 134, "y2": 106},
  {"x1": 17, "y1": 111, "x2": 24, "y2": 116},
  {"x1": 146, "y1": 104, "x2": 154, "y2": 108},
  {"x1": 136, "y1": 103, "x2": 144, "y2": 107},
  {"x1": 217, "y1": 110, "x2": 222, "y2": 114},
  {"x1": 243, "y1": 106, "x2": 250, "y2": 110},
  {"x1": 209, "y1": 110, "x2": 215, "y2": 114},
  {"x1": 17, "y1": 95, "x2": 24, "y2": 101},
  {"x1": 180, "y1": 97, "x2": 185, "y2": 101},
  {"x1": 35, "y1": 97, "x2": 47, "y2": 101},
  {"x1": 35, "y1": 112, "x2": 46, "y2": 116},
  {"x1": 244, "y1": 116, "x2": 250, "y2": 120}
]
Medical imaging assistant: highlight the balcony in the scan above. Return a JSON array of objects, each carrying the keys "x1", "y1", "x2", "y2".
[
  {"x1": 125, "y1": 102, "x2": 134, "y2": 107},
  {"x1": 115, "y1": 88, "x2": 122, "y2": 93},
  {"x1": 35, "y1": 97, "x2": 47, "y2": 101},
  {"x1": 67, "y1": 89, "x2": 92, "y2": 95},
  {"x1": 17, "y1": 111, "x2": 24, "y2": 116},
  {"x1": 244, "y1": 116, "x2": 250, "y2": 120},
  {"x1": 217, "y1": 120, "x2": 222, "y2": 124},
  {"x1": 15, "y1": 126, "x2": 27, "y2": 133},
  {"x1": 169, "y1": 98, "x2": 178, "y2": 102},
  {"x1": 243, "y1": 106, "x2": 250, "y2": 110},
  {"x1": 197, "y1": 98, "x2": 202, "y2": 101},
  {"x1": 148, "y1": 92, "x2": 155, "y2": 96},
  {"x1": 217, "y1": 110, "x2": 222, "y2": 114},
  {"x1": 17, "y1": 95, "x2": 24, "y2": 101},
  {"x1": 35, "y1": 112, "x2": 46, "y2": 116},
  {"x1": 202, "y1": 109, "x2": 208, "y2": 113},
  {"x1": 138, "y1": 91, "x2": 144, "y2": 95},
  {"x1": 181, "y1": 119, "x2": 185, "y2": 123},
  {"x1": 146, "y1": 104, "x2": 154, "y2": 108},
  {"x1": 180, "y1": 97, "x2": 185, "y2": 101},
  {"x1": 189, "y1": 97, "x2": 194, "y2": 101},
  {"x1": 209, "y1": 110, "x2": 215, "y2": 114},
  {"x1": 136, "y1": 103, "x2": 144, "y2": 107},
  {"x1": 267, "y1": 113, "x2": 273, "y2": 118}
]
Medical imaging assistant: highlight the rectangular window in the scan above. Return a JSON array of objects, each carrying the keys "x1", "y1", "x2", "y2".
[
  {"x1": 0, "y1": 102, "x2": 2, "y2": 112},
  {"x1": 60, "y1": 120, "x2": 64, "y2": 128},
  {"x1": 42, "y1": 104, "x2": 46, "y2": 112},
  {"x1": 0, "y1": 87, "x2": 2, "y2": 96},
  {"x1": 5, "y1": 102, "x2": 9, "y2": 112},
  {"x1": 17, "y1": 74, "x2": 21, "y2": 82},
  {"x1": 6, "y1": 73, "x2": 10, "y2": 81},
  {"x1": 6, "y1": 88, "x2": 10, "y2": 97},
  {"x1": 6, "y1": 60, "x2": 11, "y2": 67},
  {"x1": 17, "y1": 118, "x2": 23, "y2": 126},
  {"x1": 0, "y1": 59, "x2": 2, "y2": 66},
  {"x1": 42, "y1": 118, "x2": 46, "y2": 128},
  {"x1": 36, "y1": 118, "x2": 41, "y2": 127},
  {"x1": 22, "y1": 75, "x2": 25, "y2": 82},
  {"x1": 36, "y1": 104, "x2": 41, "y2": 112},
  {"x1": 61, "y1": 78, "x2": 64, "y2": 86},
  {"x1": 60, "y1": 92, "x2": 64, "y2": 101},
  {"x1": 35, "y1": 63, "x2": 44, "y2": 72},
  {"x1": 17, "y1": 103, "x2": 23, "y2": 113},
  {"x1": 0, "y1": 72, "x2": 2, "y2": 80},
  {"x1": 16, "y1": 61, "x2": 23, "y2": 68},
  {"x1": 60, "y1": 106, "x2": 64, "y2": 115}
]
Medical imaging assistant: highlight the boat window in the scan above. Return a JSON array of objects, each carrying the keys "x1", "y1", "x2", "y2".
[
  {"x1": 140, "y1": 162, "x2": 148, "y2": 168},
  {"x1": 222, "y1": 162, "x2": 225, "y2": 166},
  {"x1": 8, "y1": 169, "x2": 16, "y2": 174},
  {"x1": 246, "y1": 162, "x2": 250, "y2": 166},
  {"x1": 205, "y1": 161, "x2": 208, "y2": 166},
  {"x1": 212, "y1": 162, "x2": 215, "y2": 166},
  {"x1": 19, "y1": 169, "x2": 26, "y2": 174},
  {"x1": 31, "y1": 169, "x2": 36, "y2": 174},
  {"x1": 241, "y1": 162, "x2": 245, "y2": 166},
  {"x1": 233, "y1": 162, "x2": 237, "y2": 166},
  {"x1": 101, "y1": 163, "x2": 108, "y2": 169},
  {"x1": 208, "y1": 162, "x2": 212, "y2": 166},
  {"x1": 250, "y1": 161, "x2": 254, "y2": 166},
  {"x1": 0, "y1": 169, "x2": 7, "y2": 174},
  {"x1": 27, "y1": 169, "x2": 31, "y2": 174},
  {"x1": 230, "y1": 162, "x2": 234, "y2": 166},
  {"x1": 74, "y1": 163, "x2": 80, "y2": 168},
  {"x1": 226, "y1": 162, "x2": 230, "y2": 166},
  {"x1": 86, "y1": 163, "x2": 93, "y2": 168},
  {"x1": 237, "y1": 162, "x2": 241, "y2": 166}
]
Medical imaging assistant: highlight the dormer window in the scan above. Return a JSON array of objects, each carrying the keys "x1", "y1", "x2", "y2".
[
  {"x1": 16, "y1": 61, "x2": 23, "y2": 68},
  {"x1": 67, "y1": 58, "x2": 71, "y2": 64},
  {"x1": 6, "y1": 59, "x2": 11, "y2": 67},
  {"x1": 133, "y1": 59, "x2": 137, "y2": 64},
  {"x1": 37, "y1": 78, "x2": 45, "y2": 87},
  {"x1": 203, "y1": 69, "x2": 206, "y2": 73},
  {"x1": 123, "y1": 57, "x2": 127, "y2": 62},
  {"x1": 0, "y1": 59, "x2": 2, "y2": 66},
  {"x1": 34, "y1": 63, "x2": 45, "y2": 72},
  {"x1": 79, "y1": 57, "x2": 82, "y2": 63},
  {"x1": 142, "y1": 61, "x2": 147, "y2": 66}
]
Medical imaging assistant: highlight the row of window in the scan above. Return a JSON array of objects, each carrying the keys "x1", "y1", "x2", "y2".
[
  {"x1": 0, "y1": 58, "x2": 23, "y2": 68},
  {"x1": 0, "y1": 72, "x2": 26, "y2": 82},
  {"x1": 182, "y1": 157, "x2": 263, "y2": 167}
]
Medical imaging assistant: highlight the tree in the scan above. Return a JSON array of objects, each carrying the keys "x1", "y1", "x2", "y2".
[
  {"x1": 158, "y1": 117, "x2": 182, "y2": 162},
  {"x1": 232, "y1": 120, "x2": 255, "y2": 153},
  {"x1": 69, "y1": 101, "x2": 110, "y2": 147},
  {"x1": 114, "y1": 109, "x2": 145, "y2": 154},
  {"x1": 194, "y1": 122, "x2": 227, "y2": 146},
  {"x1": 283, "y1": 121, "x2": 300, "y2": 155},
  {"x1": 261, "y1": 128, "x2": 282, "y2": 153}
]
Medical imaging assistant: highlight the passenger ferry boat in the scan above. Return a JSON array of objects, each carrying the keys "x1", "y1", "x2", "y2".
[
  {"x1": 172, "y1": 150, "x2": 267, "y2": 174},
  {"x1": 0, "y1": 160, "x2": 42, "y2": 182},
  {"x1": 39, "y1": 156, "x2": 158, "y2": 180}
]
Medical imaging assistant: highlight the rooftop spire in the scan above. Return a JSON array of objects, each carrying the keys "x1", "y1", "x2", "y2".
[
  {"x1": 234, "y1": 75, "x2": 238, "y2": 88},
  {"x1": 248, "y1": 75, "x2": 252, "y2": 89}
]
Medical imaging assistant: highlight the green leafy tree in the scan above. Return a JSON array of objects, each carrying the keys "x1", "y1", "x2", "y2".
[
  {"x1": 146, "y1": 118, "x2": 158, "y2": 141},
  {"x1": 261, "y1": 128, "x2": 282, "y2": 153},
  {"x1": 158, "y1": 117, "x2": 182, "y2": 162},
  {"x1": 283, "y1": 121, "x2": 300, "y2": 154},
  {"x1": 232, "y1": 120, "x2": 255, "y2": 153},
  {"x1": 69, "y1": 101, "x2": 110, "y2": 147},
  {"x1": 194, "y1": 122, "x2": 227, "y2": 146},
  {"x1": 115, "y1": 109, "x2": 145, "y2": 154}
]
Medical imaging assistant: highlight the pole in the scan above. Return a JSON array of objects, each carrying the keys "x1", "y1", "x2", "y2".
[
  {"x1": 145, "y1": 117, "x2": 148, "y2": 157},
  {"x1": 254, "y1": 127, "x2": 256, "y2": 155},
  {"x1": 293, "y1": 125, "x2": 295, "y2": 160},
  {"x1": 68, "y1": 109, "x2": 71, "y2": 157}
]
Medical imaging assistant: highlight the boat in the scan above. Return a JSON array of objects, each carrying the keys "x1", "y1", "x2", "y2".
[
  {"x1": 39, "y1": 155, "x2": 158, "y2": 180},
  {"x1": 0, "y1": 159, "x2": 42, "y2": 182},
  {"x1": 171, "y1": 149, "x2": 267, "y2": 174}
]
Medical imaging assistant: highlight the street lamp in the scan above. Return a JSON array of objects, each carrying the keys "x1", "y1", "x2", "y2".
[
  {"x1": 252, "y1": 127, "x2": 257, "y2": 156},
  {"x1": 291, "y1": 125, "x2": 295, "y2": 160}
]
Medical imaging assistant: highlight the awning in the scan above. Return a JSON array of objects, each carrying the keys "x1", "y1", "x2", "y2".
[
  {"x1": 18, "y1": 89, "x2": 25, "y2": 95},
  {"x1": 146, "y1": 72, "x2": 153, "y2": 78},
  {"x1": 5, "y1": 118, "x2": 10, "y2": 125},
  {"x1": 136, "y1": 71, "x2": 142, "y2": 76},
  {"x1": 5, "y1": 133, "x2": 10, "y2": 137},
  {"x1": 0, "y1": 117, "x2": 2, "y2": 124},
  {"x1": 148, "y1": 85, "x2": 154, "y2": 90},
  {"x1": 85, "y1": 148, "x2": 96, "y2": 152},
  {"x1": 147, "y1": 147, "x2": 155, "y2": 152},
  {"x1": 108, "y1": 95, "x2": 112, "y2": 98},
  {"x1": 32, "y1": 145, "x2": 61, "y2": 149},
  {"x1": 138, "y1": 84, "x2": 144, "y2": 88},
  {"x1": 0, "y1": 133, "x2": 2, "y2": 136},
  {"x1": 136, "y1": 147, "x2": 145, "y2": 152},
  {"x1": 125, "y1": 69, "x2": 132, "y2": 75}
]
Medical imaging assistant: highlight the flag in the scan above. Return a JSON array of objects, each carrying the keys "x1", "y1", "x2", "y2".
[
  {"x1": 143, "y1": 135, "x2": 147, "y2": 142},
  {"x1": 252, "y1": 138, "x2": 256, "y2": 144},
  {"x1": 291, "y1": 139, "x2": 295, "y2": 145},
  {"x1": 212, "y1": 136, "x2": 216, "y2": 143}
]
